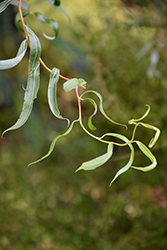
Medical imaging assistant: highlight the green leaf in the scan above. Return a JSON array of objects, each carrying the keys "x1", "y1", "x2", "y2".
[
  {"x1": 14, "y1": 1, "x2": 29, "y2": 32},
  {"x1": 139, "y1": 123, "x2": 160, "y2": 148},
  {"x1": 2, "y1": 65, "x2": 40, "y2": 136},
  {"x1": 0, "y1": 40, "x2": 27, "y2": 70},
  {"x1": 75, "y1": 143, "x2": 113, "y2": 172},
  {"x1": 63, "y1": 78, "x2": 79, "y2": 92},
  {"x1": 83, "y1": 98, "x2": 97, "y2": 130},
  {"x1": 28, "y1": 120, "x2": 77, "y2": 166},
  {"x1": 78, "y1": 78, "x2": 87, "y2": 87},
  {"x1": 34, "y1": 12, "x2": 59, "y2": 38},
  {"x1": 131, "y1": 141, "x2": 157, "y2": 172},
  {"x1": 0, "y1": 0, "x2": 12, "y2": 13},
  {"x1": 26, "y1": 26, "x2": 41, "y2": 74},
  {"x1": 81, "y1": 90, "x2": 127, "y2": 129},
  {"x1": 2, "y1": 27, "x2": 41, "y2": 136},
  {"x1": 48, "y1": 68, "x2": 70, "y2": 125},
  {"x1": 100, "y1": 133, "x2": 134, "y2": 185},
  {"x1": 46, "y1": 0, "x2": 70, "y2": 21}
]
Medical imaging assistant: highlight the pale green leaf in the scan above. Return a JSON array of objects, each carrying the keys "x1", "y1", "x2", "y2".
[
  {"x1": 78, "y1": 78, "x2": 87, "y2": 87},
  {"x1": 0, "y1": 0, "x2": 12, "y2": 13},
  {"x1": 63, "y1": 78, "x2": 79, "y2": 92},
  {"x1": 139, "y1": 123, "x2": 160, "y2": 148},
  {"x1": 131, "y1": 141, "x2": 157, "y2": 172},
  {"x1": 11, "y1": 0, "x2": 28, "y2": 10},
  {"x1": 48, "y1": 68, "x2": 70, "y2": 125},
  {"x1": 100, "y1": 133, "x2": 134, "y2": 185},
  {"x1": 83, "y1": 98, "x2": 97, "y2": 130},
  {"x1": 0, "y1": 40, "x2": 27, "y2": 70},
  {"x1": 75, "y1": 143, "x2": 113, "y2": 172},
  {"x1": 28, "y1": 120, "x2": 77, "y2": 166},
  {"x1": 81, "y1": 90, "x2": 127, "y2": 129}
]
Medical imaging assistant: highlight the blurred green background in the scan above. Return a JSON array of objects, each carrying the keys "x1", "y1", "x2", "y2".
[{"x1": 0, "y1": 0, "x2": 167, "y2": 249}]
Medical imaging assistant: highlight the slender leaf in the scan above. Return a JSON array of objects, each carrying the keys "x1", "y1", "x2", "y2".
[
  {"x1": 43, "y1": 33, "x2": 55, "y2": 40},
  {"x1": 0, "y1": 40, "x2": 27, "y2": 70},
  {"x1": 78, "y1": 78, "x2": 87, "y2": 87},
  {"x1": 100, "y1": 133, "x2": 134, "y2": 185},
  {"x1": 131, "y1": 141, "x2": 157, "y2": 171},
  {"x1": 75, "y1": 143, "x2": 113, "y2": 172},
  {"x1": 26, "y1": 26, "x2": 41, "y2": 74},
  {"x1": 48, "y1": 67, "x2": 70, "y2": 125},
  {"x1": 34, "y1": 12, "x2": 59, "y2": 38},
  {"x1": 81, "y1": 90, "x2": 127, "y2": 129},
  {"x1": 63, "y1": 78, "x2": 79, "y2": 92},
  {"x1": 46, "y1": 0, "x2": 70, "y2": 21},
  {"x1": 0, "y1": 0, "x2": 12, "y2": 13},
  {"x1": 139, "y1": 123, "x2": 160, "y2": 148},
  {"x1": 2, "y1": 65, "x2": 40, "y2": 136},
  {"x1": 83, "y1": 98, "x2": 97, "y2": 130},
  {"x1": 128, "y1": 104, "x2": 150, "y2": 124},
  {"x1": 2, "y1": 27, "x2": 41, "y2": 136},
  {"x1": 28, "y1": 120, "x2": 77, "y2": 166}
]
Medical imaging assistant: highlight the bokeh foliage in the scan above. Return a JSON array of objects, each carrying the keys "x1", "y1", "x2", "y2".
[{"x1": 0, "y1": 0, "x2": 167, "y2": 249}]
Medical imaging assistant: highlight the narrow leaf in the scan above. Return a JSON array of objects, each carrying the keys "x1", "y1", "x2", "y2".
[
  {"x1": 34, "y1": 12, "x2": 59, "y2": 38},
  {"x1": 131, "y1": 141, "x2": 157, "y2": 172},
  {"x1": 0, "y1": 0, "x2": 12, "y2": 13},
  {"x1": 11, "y1": 0, "x2": 28, "y2": 10},
  {"x1": 2, "y1": 27, "x2": 41, "y2": 135},
  {"x1": 100, "y1": 133, "x2": 134, "y2": 185},
  {"x1": 46, "y1": 0, "x2": 70, "y2": 21},
  {"x1": 26, "y1": 26, "x2": 41, "y2": 74},
  {"x1": 2, "y1": 65, "x2": 40, "y2": 136},
  {"x1": 0, "y1": 40, "x2": 27, "y2": 70},
  {"x1": 81, "y1": 90, "x2": 127, "y2": 129},
  {"x1": 63, "y1": 78, "x2": 79, "y2": 92},
  {"x1": 48, "y1": 67, "x2": 70, "y2": 125},
  {"x1": 28, "y1": 120, "x2": 77, "y2": 166},
  {"x1": 83, "y1": 98, "x2": 97, "y2": 130},
  {"x1": 76, "y1": 143, "x2": 113, "y2": 172},
  {"x1": 139, "y1": 123, "x2": 160, "y2": 148},
  {"x1": 78, "y1": 78, "x2": 87, "y2": 87}
]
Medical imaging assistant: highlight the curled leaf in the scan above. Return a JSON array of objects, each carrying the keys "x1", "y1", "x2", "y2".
[
  {"x1": 75, "y1": 143, "x2": 113, "y2": 172},
  {"x1": 81, "y1": 90, "x2": 127, "y2": 129},
  {"x1": 83, "y1": 98, "x2": 97, "y2": 130},
  {"x1": 48, "y1": 68, "x2": 70, "y2": 125},
  {"x1": 132, "y1": 141, "x2": 157, "y2": 171},
  {"x1": 28, "y1": 120, "x2": 77, "y2": 166},
  {"x1": 139, "y1": 123, "x2": 160, "y2": 148},
  {"x1": 0, "y1": 40, "x2": 27, "y2": 70},
  {"x1": 100, "y1": 133, "x2": 134, "y2": 185},
  {"x1": 34, "y1": 12, "x2": 59, "y2": 38},
  {"x1": 128, "y1": 104, "x2": 150, "y2": 124},
  {"x1": 2, "y1": 27, "x2": 41, "y2": 136}
]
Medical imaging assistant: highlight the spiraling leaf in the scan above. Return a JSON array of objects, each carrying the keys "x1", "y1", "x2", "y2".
[
  {"x1": 0, "y1": 40, "x2": 27, "y2": 70},
  {"x1": 100, "y1": 133, "x2": 134, "y2": 185},
  {"x1": 78, "y1": 78, "x2": 87, "y2": 87},
  {"x1": 48, "y1": 68, "x2": 70, "y2": 125},
  {"x1": 81, "y1": 90, "x2": 127, "y2": 129},
  {"x1": 0, "y1": 0, "x2": 12, "y2": 13},
  {"x1": 131, "y1": 141, "x2": 157, "y2": 171},
  {"x1": 63, "y1": 78, "x2": 79, "y2": 92},
  {"x1": 34, "y1": 12, "x2": 59, "y2": 38},
  {"x1": 75, "y1": 143, "x2": 113, "y2": 172},
  {"x1": 2, "y1": 27, "x2": 41, "y2": 136},
  {"x1": 83, "y1": 98, "x2": 97, "y2": 130},
  {"x1": 139, "y1": 123, "x2": 160, "y2": 148},
  {"x1": 28, "y1": 120, "x2": 77, "y2": 166}
]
